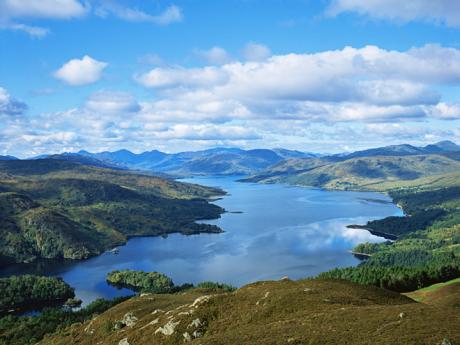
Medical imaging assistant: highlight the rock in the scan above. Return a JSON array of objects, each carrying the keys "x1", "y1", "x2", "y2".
[
  {"x1": 121, "y1": 313, "x2": 138, "y2": 328},
  {"x1": 192, "y1": 330, "x2": 203, "y2": 338},
  {"x1": 256, "y1": 291, "x2": 271, "y2": 305},
  {"x1": 84, "y1": 320, "x2": 94, "y2": 334},
  {"x1": 118, "y1": 338, "x2": 130, "y2": 345},
  {"x1": 188, "y1": 318, "x2": 203, "y2": 328},
  {"x1": 191, "y1": 295, "x2": 211, "y2": 308},
  {"x1": 280, "y1": 276, "x2": 290, "y2": 281},
  {"x1": 183, "y1": 332, "x2": 192, "y2": 342},
  {"x1": 155, "y1": 320, "x2": 181, "y2": 336},
  {"x1": 152, "y1": 309, "x2": 164, "y2": 315},
  {"x1": 399, "y1": 312, "x2": 406, "y2": 319},
  {"x1": 113, "y1": 321, "x2": 125, "y2": 330},
  {"x1": 441, "y1": 339, "x2": 452, "y2": 345},
  {"x1": 303, "y1": 288, "x2": 312, "y2": 292}
]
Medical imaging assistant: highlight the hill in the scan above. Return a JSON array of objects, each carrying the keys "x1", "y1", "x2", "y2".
[
  {"x1": 37, "y1": 278, "x2": 460, "y2": 345},
  {"x1": 404, "y1": 277, "x2": 460, "y2": 305},
  {"x1": 0, "y1": 159, "x2": 224, "y2": 265},
  {"x1": 0, "y1": 156, "x2": 18, "y2": 161},
  {"x1": 337, "y1": 140, "x2": 460, "y2": 159},
  {"x1": 245, "y1": 154, "x2": 460, "y2": 191}
]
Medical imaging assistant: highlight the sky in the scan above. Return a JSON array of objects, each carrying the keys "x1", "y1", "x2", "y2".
[{"x1": 1, "y1": 0, "x2": 460, "y2": 157}]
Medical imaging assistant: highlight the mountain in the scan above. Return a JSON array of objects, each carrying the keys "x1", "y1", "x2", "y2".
[
  {"x1": 341, "y1": 144, "x2": 424, "y2": 159},
  {"x1": 339, "y1": 140, "x2": 460, "y2": 160},
  {"x1": 272, "y1": 148, "x2": 317, "y2": 159},
  {"x1": 424, "y1": 140, "x2": 460, "y2": 153},
  {"x1": 45, "y1": 152, "x2": 125, "y2": 169},
  {"x1": 245, "y1": 154, "x2": 460, "y2": 191},
  {"x1": 30, "y1": 141, "x2": 459, "y2": 177},
  {"x1": 77, "y1": 147, "x2": 316, "y2": 176},
  {"x1": 38, "y1": 278, "x2": 460, "y2": 345},
  {"x1": 0, "y1": 155, "x2": 18, "y2": 161},
  {"x1": 0, "y1": 159, "x2": 224, "y2": 265}
]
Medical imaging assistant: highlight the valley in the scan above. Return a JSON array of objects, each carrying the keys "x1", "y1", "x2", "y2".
[{"x1": 0, "y1": 141, "x2": 459, "y2": 344}]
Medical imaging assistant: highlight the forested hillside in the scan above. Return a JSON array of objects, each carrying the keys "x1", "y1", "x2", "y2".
[
  {"x1": 0, "y1": 159, "x2": 224, "y2": 265},
  {"x1": 320, "y1": 183, "x2": 460, "y2": 292}
]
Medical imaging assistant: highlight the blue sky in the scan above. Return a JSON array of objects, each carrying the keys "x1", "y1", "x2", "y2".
[{"x1": 1, "y1": 0, "x2": 460, "y2": 157}]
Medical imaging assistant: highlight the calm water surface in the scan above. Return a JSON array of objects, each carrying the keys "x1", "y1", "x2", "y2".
[{"x1": 0, "y1": 177, "x2": 403, "y2": 306}]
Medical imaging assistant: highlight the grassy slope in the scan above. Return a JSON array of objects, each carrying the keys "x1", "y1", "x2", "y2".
[
  {"x1": 248, "y1": 154, "x2": 460, "y2": 191},
  {"x1": 0, "y1": 160, "x2": 225, "y2": 265},
  {"x1": 404, "y1": 278, "x2": 460, "y2": 302},
  {"x1": 39, "y1": 279, "x2": 460, "y2": 345}
]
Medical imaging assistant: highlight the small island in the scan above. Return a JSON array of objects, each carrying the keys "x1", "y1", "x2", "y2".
[{"x1": 107, "y1": 269, "x2": 236, "y2": 294}]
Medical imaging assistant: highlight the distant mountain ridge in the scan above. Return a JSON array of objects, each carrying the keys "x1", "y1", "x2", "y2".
[
  {"x1": 71, "y1": 147, "x2": 318, "y2": 176},
  {"x1": 244, "y1": 140, "x2": 460, "y2": 190},
  {"x1": 0, "y1": 155, "x2": 18, "y2": 161},
  {"x1": 6, "y1": 140, "x2": 459, "y2": 178},
  {"x1": 337, "y1": 140, "x2": 460, "y2": 159}
]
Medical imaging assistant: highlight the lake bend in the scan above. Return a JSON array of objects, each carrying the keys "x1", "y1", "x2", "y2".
[{"x1": 0, "y1": 176, "x2": 403, "y2": 306}]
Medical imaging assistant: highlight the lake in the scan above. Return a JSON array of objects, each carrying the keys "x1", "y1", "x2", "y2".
[{"x1": 0, "y1": 176, "x2": 403, "y2": 306}]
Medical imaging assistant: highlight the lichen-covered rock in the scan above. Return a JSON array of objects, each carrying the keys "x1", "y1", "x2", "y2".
[
  {"x1": 188, "y1": 318, "x2": 203, "y2": 328},
  {"x1": 191, "y1": 295, "x2": 211, "y2": 308},
  {"x1": 118, "y1": 338, "x2": 130, "y2": 345},
  {"x1": 155, "y1": 320, "x2": 180, "y2": 336},
  {"x1": 183, "y1": 332, "x2": 192, "y2": 342},
  {"x1": 122, "y1": 313, "x2": 138, "y2": 327}
]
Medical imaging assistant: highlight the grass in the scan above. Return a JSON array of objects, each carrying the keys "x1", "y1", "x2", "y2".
[
  {"x1": 37, "y1": 278, "x2": 460, "y2": 345},
  {"x1": 404, "y1": 277, "x2": 460, "y2": 302},
  {"x1": 413, "y1": 277, "x2": 460, "y2": 293}
]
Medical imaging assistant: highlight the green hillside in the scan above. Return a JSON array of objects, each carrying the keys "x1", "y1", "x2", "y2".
[
  {"x1": 0, "y1": 160, "x2": 224, "y2": 265},
  {"x1": 320, "y1": 182, "x2": 460, "y2": 292},
  {"x1": 246, "y1": 154, "x2": 460, "y2": 191}
]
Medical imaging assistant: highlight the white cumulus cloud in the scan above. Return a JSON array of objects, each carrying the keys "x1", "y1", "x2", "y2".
[
  {"x1": 135, "y1": 66, "x2": 229, "y2": 89},
  {"x1": 0, "y1": 0, "x2": 87, "y2": 36},
  {"x1": 428, "y1": 103, "x2": 460, "y2": 120},
  {"x1": 54, "y1": 55, "x2": 108, "y2": 86},
  {"x1": 135, "y1": 44, "x2": 460, "y2": 123}
]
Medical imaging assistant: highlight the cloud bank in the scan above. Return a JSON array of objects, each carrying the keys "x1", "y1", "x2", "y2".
[
  {"x1": 135, "y1": 44, "x2": 460, "y2": 123},
  {"x1": 2, "y1": 45, "x2": 460, "y2": 156}
]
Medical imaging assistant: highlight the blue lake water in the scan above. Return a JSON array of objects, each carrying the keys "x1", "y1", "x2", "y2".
[{"x1": 0, "y1": 176, "x2": 403, "y2": 306}]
